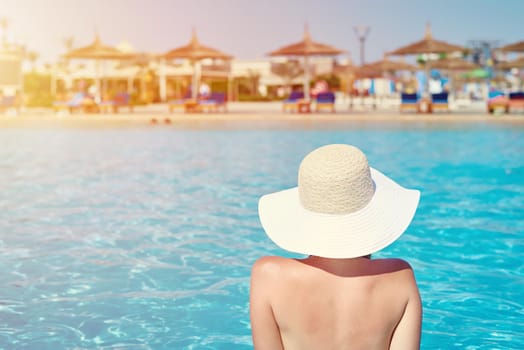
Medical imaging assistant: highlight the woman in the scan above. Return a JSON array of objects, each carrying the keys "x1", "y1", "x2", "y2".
[{"x1": 250, "y1": 144, "x2": 422, "y2": 350}]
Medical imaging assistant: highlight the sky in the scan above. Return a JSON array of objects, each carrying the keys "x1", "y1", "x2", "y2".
[{"x1": 1, "y1": 0, "x2": 524, "y2": 65}]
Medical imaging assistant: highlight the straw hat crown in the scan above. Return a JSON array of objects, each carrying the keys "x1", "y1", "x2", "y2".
[{"x1": 298, "y1": 144, "x2": 374, "y2": 215}]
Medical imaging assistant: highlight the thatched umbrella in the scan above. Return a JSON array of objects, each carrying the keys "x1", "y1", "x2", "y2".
[
  {"x1": 357, "y1": 55, "x2": 417, "y2": 87},
  {"x1": 115, "y1": 53, "x2": 155, "y2": 99},
  {"x1": 454, "y1": 75, "x2": 506, "y2": 84},
  {"x1": 345, "y1": 57, "x2": 416, "y2": 108},
  {"x1": 333, "y1": 63, "x2": 362, "y2": 77},
  {"x1": 332, "y1": 63, "x2": 364, "y2": 100},
  {"x1": 498, "y1": 40, "x2": 524, "y2": 53},
  {"x1": 429, "y1": 57, "x2": 478, "y2": 71},
  {"x1": 116, "y1": 52, "x2": 153, "y2": 69},
  {"x1": 388, "y1": 24, "x2": 466, "y2": 94},
  {"x1": 161, "y1": 29, "x2": 232, "y2": 99},
  {"x1": 388, "y1": 23, "x2": 466, "y2": 56},
  {"x1": 268, "y1": 24, "x2": 344, "y2": 100},
  {"x1": 429, "y1": 58, "x2": 479, "y2": 94},
  {"x1": 495, "y1": 41, "x2": 524, "y2": 88},
  {"x1": 496, "y1": 57, "x2": 524, "y2": 70},
  {"x1": 361, "y1": 55, "x2": 418, "y2": 74},
  {"x1": 354, "y1": 65, "x2": 383, "y2": 79},
  {"x1": 63, "y1": 34, "x2": 134, "y2": 94},
  {"x1": 495, "y1": 57, "x2": 524, "y2": 89}
]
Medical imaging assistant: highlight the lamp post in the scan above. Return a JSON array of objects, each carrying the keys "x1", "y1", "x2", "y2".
[{"x1": 353, "y1": 26, "x2": 370, "y2": 66}]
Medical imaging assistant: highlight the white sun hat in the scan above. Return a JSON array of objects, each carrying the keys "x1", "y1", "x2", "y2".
[{"x1": 258, "y1": 144, "x2": 420, "y2": 259}]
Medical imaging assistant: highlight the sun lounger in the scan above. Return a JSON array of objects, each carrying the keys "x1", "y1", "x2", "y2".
[
  {"x1": 0, "y1": 95, "x2": 21, "y2": 114},
  {"x1": 431, "y1": 92, "x2": 449, "y2": 112},
  {"x1": 98, "y1": 95, "x2": 115, "y2": 113},
  {"x1": 53, "y1": 92, "x2": 92, "y2": 113},
  {"x1": 399, "y1": 93, "x2": 420, "y2": 112},
  {"x1": 111, "y1": 92, "x2": 133, "y2": 113},
  {"x1": 487, "y1": 92, "x2": 508, "y2": 114},
  {"x1": 508, "y1": 92, "x2": 524, "y2": 113},
  {"x1": 199, "y1": 92, "x2": 227, "y2": 112},
  {"x1": 487, "y1": 91, "x2": 524, "y2": 114},
  {"x1": 168, "y1": 91, "x2": 192, "y2": 113},
  {"x1": 315, "y1": 92, "x2": 336, "y2": 112},
  {"x1": 488, "y1": 90, "x2": 505, "y2": 99},
  {"x1": 283, "y1": 91, "x2": 305, "y2": 112}
]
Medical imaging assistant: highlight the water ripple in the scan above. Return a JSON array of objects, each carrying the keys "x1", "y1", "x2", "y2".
[{"x1": 0, "y1": 128, "x2": 523, "y2": 349}]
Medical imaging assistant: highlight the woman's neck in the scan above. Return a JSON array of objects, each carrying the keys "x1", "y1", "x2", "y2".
[{"x1": 301, "y1": 255, "x2": 373, "y2": 276}]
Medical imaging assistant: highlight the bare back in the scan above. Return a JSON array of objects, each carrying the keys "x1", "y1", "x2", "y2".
[{"x1": 250, "y1": 256, "x2": 422, "y2": 350}]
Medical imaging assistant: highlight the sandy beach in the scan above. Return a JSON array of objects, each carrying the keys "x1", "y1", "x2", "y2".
[{"x1": 1, "y1": 102, "x2": 524, "y2": 129}]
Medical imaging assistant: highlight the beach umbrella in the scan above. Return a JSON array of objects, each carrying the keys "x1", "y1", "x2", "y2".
[
  {"x1": 429, "y1": 58, "x2": 479, "y2": 94},
  {"x1": 496, "y1": 56, "x2": 524, "y2": 70},
  {"x1": 332, "y1": 63, "x2": 364, "y2": 99},
  {"x1": 354, "y1": 65, "x2": 383, "y2": 79},
  {"x1": 333, "y1": 63, "x2": 361, "y2": 77},
  {"x1": 268, "y1": 24, "x2": 344, "y2": 100},
  {"x1": 495, "y1": 42, "x2": 524, "y2": 87},
  {"x1": 498, "y1": 40, "x2": 524, "y2": 53},
  {"x1": 388, "y1": 23, "x2": 466, "y2": 94},
  {"x1": 63, "y1": 34, "x2": 134, "y2": 94},
  {"x1": 356, "y1": 56, "x2": 417, "y2": 84},
  {"x1": 161, "y1": 29, "x2": 232, "y2": 99},
  {"x1": 495, "y1": 57, "x2": 524, "y2": 89},
  {"x1": 115, "y1": 52, "x2": 153, "y2": 71},
  {"x1": 349, "y1": 57, "x2": 417, "y2": 106},
  {"x1": 349, "y1": 56, "x2": 416, "y2": 100},
  {"x1": 361, "y1": 55, "x2": 418, "y2": 73},
  {"x1": 388, "y1": 23, "x2": 466, "y2": 56},
  {"x1": 429, "y1": 57, "x2": 478, "y2": 71},
  {"x1": 64, "y1": 35, "x2": 132, "y2": 60},
  {"x1": 115, "y1": 53, "x2": 155, "y2": 99}
]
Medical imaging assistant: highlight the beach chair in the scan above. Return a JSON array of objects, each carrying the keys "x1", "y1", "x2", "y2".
[
  {"x1": 112, "y1": 92, "x2": 133, "y2": 113},
  {"x1": 282, "y1": 91, "x2": 305, "y2": 112},
  {"x1": 488, "y1": 90, "x2": 505, "y2": 99},
  {"x1": 98, "y1": 93, "x2": 116, "y2": 113},
  {"x1": 53, "y1": 92, "x2": 89, "y2": 114},
  {"x1": 431, "y1": 92, "x2": 449, "y2": 112},
  {"x1": 199, "y1": 92, "x2": 227, "y2": 112},
  {"x1": 399, "y1": 93, "x2": 420, "y2": 112},
  {"x1": 168, "y1": 91, "x2": 192, "y2": 113},
  {"x1": 0, "y1": 95, "x2": 21, "y2": 115},
  {"x1": 508, "y1": 92, "x2": 524, "y2": 113},
  {"x1": 97, "y1": 92, "x2": 132, "y2": 113},
  {"x1": 487, "y1": 91, "x2": 508, "y2": 114},
  {"x1": 315, "y1": 92, "x2": 336, "y2": 112}
]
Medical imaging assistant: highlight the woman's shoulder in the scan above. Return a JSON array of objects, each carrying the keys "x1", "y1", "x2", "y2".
[
  {"x1": 252, "y1": 255, "x2": 295, "y2": 270},
  {"x1": 370, "y1": 258, "x2": 418, "y2": 288},
  {"x1": 373, "y1": 257, "x2": 413, "y2": 270},
  {"x1": 251, "y1": 256, "x2": 302, "y2": 279}
]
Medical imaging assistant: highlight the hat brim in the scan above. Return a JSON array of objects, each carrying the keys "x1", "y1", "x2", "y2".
[{"x1": 258, "y1": 168, "x2": 420, "y2": 258}]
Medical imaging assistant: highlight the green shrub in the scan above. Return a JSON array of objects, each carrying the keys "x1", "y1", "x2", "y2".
[{"x1": 23, "y1": 72, "x2": 53, "y2": 107}]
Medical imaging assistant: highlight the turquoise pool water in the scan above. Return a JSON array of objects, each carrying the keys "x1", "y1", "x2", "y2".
[{"x1": 0, "y1": 126, "x2": 523, "y2": 349}]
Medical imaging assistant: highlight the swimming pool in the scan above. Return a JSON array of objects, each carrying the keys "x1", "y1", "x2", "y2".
[{"x1": 0, "y1": 125, "x2": 522, "y2": 349}]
